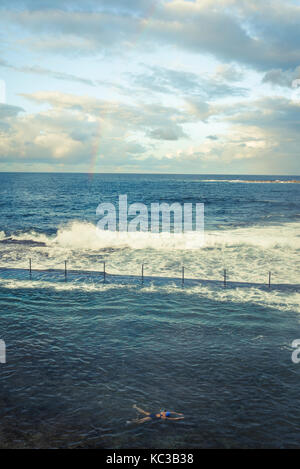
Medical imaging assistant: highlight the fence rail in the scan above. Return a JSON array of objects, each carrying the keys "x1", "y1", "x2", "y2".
[{"x1": 0, "y1": 260, "x2": 298, "y2": 292}]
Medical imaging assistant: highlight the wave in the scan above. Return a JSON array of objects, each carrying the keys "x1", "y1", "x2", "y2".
[
  {"x1": 0, "y1": 237, "x2": 46, "y2": 247},
  {"x1": 1, "y1": 220, "x2": 299, "y2": 251},
  {"x1": 0, "y1": 277, "x2": 299, "y2": 313},
  {"x1": 0, "y1": 221, "x2": 299, "y2": 289}
]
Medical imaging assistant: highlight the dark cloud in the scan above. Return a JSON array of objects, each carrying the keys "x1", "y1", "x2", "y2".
[
  {"x1": 2, "y1": 1, "x2": 300, "y2": 71},
  {"x1": 152, "y1": 1, "x2": 300, "y2": 71},
  {"x1": 227, "y1": 97, "x2": 300, "y2": 131},
  {"x1": 206, "y1": 135, "x2": 218, "y2": 140},
  {"x1": 262, "y1": 67, "x2": 300, "y2": 88},
  {"x1": 148, "y1": 126, "x2": 188, "y2": 141},
  {"x1": 0, "y1": 103, "x2": 24, "y2": 118}
]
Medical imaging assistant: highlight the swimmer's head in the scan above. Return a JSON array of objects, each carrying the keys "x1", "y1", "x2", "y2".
[{"x1": 160, "y1": 410, "x2": 170, "y2": 418}]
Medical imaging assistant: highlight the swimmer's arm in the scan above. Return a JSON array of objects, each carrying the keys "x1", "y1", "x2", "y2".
[{"x1": 167, "y1": 416, "x2": 185, "y2": 420}]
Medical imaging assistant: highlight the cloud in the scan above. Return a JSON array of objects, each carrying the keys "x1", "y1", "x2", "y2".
[
  {"x1": 184, "y1": 99, "x2": 217, "y2": 122},
  {"x1": 182, "y1": 95, "x2": 300, "y2": 170},
  {"x1": 17, "y1": 37, "x2": 100, "y2": 57},
  {"x1": 0, "y1": 103, "x2": 24, "y2": 133},
  {"x1": 214, "y1": 64, "x2": 245, "y2": 82},
  {"x1": 0, "y1": 90, "x2": 196, "y2": 168},
  {"x1": 2, "y1": 10, "x2": 141, "y2": 53},
  {"x1": 262, "y1": 67, "x2": 300, "y2": 88},
  {"x1": 131, "y1": 95, "x2": 300, "y2": 173},
  {"x1": 0, "y1": 103, "x2": 24, "y2": 119},
  {"x1": 0, "y1": 106, "x2": 98, "y2": 163},
  {"x1": 2, "y1": 0, "x2": 300, "y2": 71},
  {"x1": 19, "y1": 91, "x2": 192, "y2": 136},
  {"x1": 1, "y1": 88, "x2": 298, "y2": 174},
  {"x1": 148, "y1": 126, "x2": 188, "y2": 141},
  {"x1": 0, "y1": 1, "x2": 299, "y2": 174},
  {"x1": 0, "y1": 0, "x2": 154, "y2": 15},
  {"x1": 206, "y1": 135, "x2": 218, "y2": 140},
  {"x1": 129, "y1": 65, "x2": 248, "y2": 98},
  {"x1": 0, "y1": 58, "x2": 96, "y2": 86}
]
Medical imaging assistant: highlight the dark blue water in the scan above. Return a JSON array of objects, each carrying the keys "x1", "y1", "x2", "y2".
[
  {"x1": 1, "y1": 173, "x2": 300, "y2": 235},
  {"x1": 0, "y1": 173, "x2": 299, "y2": 448}
]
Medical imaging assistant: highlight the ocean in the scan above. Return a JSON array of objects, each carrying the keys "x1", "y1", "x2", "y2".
[{"x1": 0, "y1": 172, "x2": 299, "y2": 448}]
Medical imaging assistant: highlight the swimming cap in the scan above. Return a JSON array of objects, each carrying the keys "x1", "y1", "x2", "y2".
[{"x1": 166, "y1": 411, "x2": 171, "y2": 417}]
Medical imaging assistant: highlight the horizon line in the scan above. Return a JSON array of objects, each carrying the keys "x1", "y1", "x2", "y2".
[{"x1": 0, "y1": 171, "x2": 299, "y2": 177}]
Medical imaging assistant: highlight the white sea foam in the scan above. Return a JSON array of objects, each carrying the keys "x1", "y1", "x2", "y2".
[
  {"x1": 54, "y1": 222, "x2": 204, "y2": 250},
  {"x1": 201, "y1": 179, "x2": 300, "y2": 184},
  {"x1": 0, "y1": 277, "x2": 133, "y2": 293},
  {"x1": 0, "y1": 277, "x2": 298, "y2": 313},
  {"x1": 2, "y1": 220, "x2": 300, "y2": 251},
  {"x1": 0, "y1": 220, "x2": 299, "y2": 312}
]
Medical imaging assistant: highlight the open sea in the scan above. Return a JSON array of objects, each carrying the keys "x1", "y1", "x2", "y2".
[{"x1": 0, "y1": 172, "x2": 299, "y2": 448}]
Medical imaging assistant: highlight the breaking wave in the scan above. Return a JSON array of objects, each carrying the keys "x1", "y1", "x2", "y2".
[
  {"x1": 1, "y1": 220, "x2": 300, "y2": 251},
  {"x1": 0, "y1": 221, "x2": 299, "y2": 289},
  {"x1": 202, "y1": 179, "x2": 300, "y2": 184}
]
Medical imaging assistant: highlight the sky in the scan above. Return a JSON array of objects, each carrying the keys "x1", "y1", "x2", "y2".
[{"x1": 0, "y1": 0, "x2": 299, "y2": 174}]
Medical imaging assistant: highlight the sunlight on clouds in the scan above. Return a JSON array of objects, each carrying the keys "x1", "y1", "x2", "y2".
[{"x1": 0, "y1": 0, "x2": 299, "y2": 173}]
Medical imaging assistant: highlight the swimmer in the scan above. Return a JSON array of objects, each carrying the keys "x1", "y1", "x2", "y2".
[{"x1": 131, "y1": 404, "x2": 184, "y2": 424}]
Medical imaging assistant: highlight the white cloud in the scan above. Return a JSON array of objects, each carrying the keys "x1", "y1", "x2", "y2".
[
  {"x1": 0, "y1": 58, "x2": 96, "y2": 86},
  {"x1": 0, "y1": 89, "x2": 298, "y2": 173}
]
